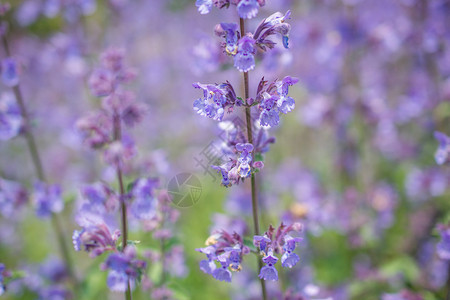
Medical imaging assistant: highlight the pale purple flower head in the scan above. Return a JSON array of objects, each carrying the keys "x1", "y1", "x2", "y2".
[
  {"x1": 102, "y1": 247, "x2": 147, "y2": 292},
  {"x1": 434, "y1": 131, "x2": 450, "y2": 165},
  {"x1": 259, "y1": 252, "x2": 278, "y2": 281},
  {"x1": 437, "y1": 225, "x2": 450, "y2": 260},
  {"x1": 72, "y1": 223, "x2": 119, "y2": 257},
  {"x1": 0, "y1": 92, "x2": 23, "y2": 140},
  {"x1": 219, "y1": 23, "x2": 240, "y2": 56},
  {"x1": 1, "y1": 58, "x2": 19, "y2": 87},
  {"x1": 196, "y1": 0, "x2": 213, "y2": 14},
  {"x1": 234, "y1": 36, "x2": 256, "y2": 72},
  {"x1": 0, "y1": 177, "x2": 28, "y2": 217},
  {"x1": 33, "y1": 182, "x2": 64, "y2": 218},
  {"x1": 212, "y1": 256, "x2": 232, "y2": 282},
  {"x1": 130, "y1": 178, "x2": 159, "y2": 220},
  {"x1": 237, "y1": 0, "x2": 259, "y2": 19}
]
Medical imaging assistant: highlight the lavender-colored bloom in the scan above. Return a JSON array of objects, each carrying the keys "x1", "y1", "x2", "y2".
[
  {"x1": 258, "y1": 76, "x2": 298, "y2": 127},
  {"x1": 103, "y1": 247, "x2": 147, "y2": 292},
  {"x1": 0, "y1": 263, "x2": 5, "y2": 296},
  {"x1": 197, "y1": 246, "x2": 217, "y2": 274},
  {"x1": 212, "y1": 257, "x2": 232, "y2": 282},
  {"x1": 72, "y1": 223, "x2": 118, "y2": 256},
  {"x1": 0, "y1": 92, "x2": 23, "y2": 140},
  {"x1": 33, "y1": 182, "x2": 64, "y2": 218},
  {"x1": 39, "y1": 257, "x2": 68, "y2": 283},
  {"x1": 281, "y1": 235, "x2": 302, "y2": 268},
  {"x1": 254, "y1": 11, "x2": 292, "y2": 50},
  {"x1": 253, "y1": 235, "x2": 271, "y2": 254},
  {"x1": 220, "y1": 23, "x2": 239, "y2": 55},
  {"x1": 237, "y1": 0, "x2": 259, "y2": 19},
  {"x1": 259, "y1": 252, "x2": 278, "y2": 281},
  {"x1": 38, "y1": 286, "x2": 71, "y2": 300},
  {"x1": 0, "y1": 178, "x2": 28, "y2": 217},
  {"x1": 212, "y1": 165, "x2": 232, "y2": 187},
  {"x1": 437, "y1": 225, "x2": 450, "y2": 260},
  {"x1": 1, "y1": 58, "x2": 19, "y2": 87},
  {"x1": 234, "y1": 36, "x2": 256, "y2": 72},
  {"x1": 236, "y1": 143, "x2": 253, "y2": 178},
  {"x1": 196, "y1": 0, "x2": 212, "y2": 14},
  {"x1": 434, "y1": 131, "x2": 450, "y2": 165},
  {"x1": 130, "y1": 178, "x2": 158, "y2": 220},
  {"x1": 193, "y1": 82, "x2": 237, "y2": 121}
]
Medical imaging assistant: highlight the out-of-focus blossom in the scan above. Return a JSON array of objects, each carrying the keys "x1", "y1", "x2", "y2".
[
  {"x1": 0, "y1": 92, "x2": 23, "y2": 140},
  {"x1": 32, "y1": 182, "x2": 64, "y2": 218},
  {"x1": 0, "y1": 178, "x2": 28, "y2": 217}
]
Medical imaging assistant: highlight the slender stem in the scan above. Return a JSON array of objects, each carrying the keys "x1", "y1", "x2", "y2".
[
  {"x1": 239, "y1": 17, "x2": 268, "y2": 300},
  {"x1": 113, "y1": 113, "x2": 132, "y2": 300},
  {"x1": 2, "y1": 35, "x2": 78, "y2": 288}
]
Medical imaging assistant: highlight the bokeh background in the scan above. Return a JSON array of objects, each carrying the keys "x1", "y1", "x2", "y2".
[{"x1": 0, "y1": 0, "x2": 449, "y2": 299}]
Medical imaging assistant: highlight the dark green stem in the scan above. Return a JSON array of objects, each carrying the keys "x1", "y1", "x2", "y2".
[{"x1": 239, "y1": 17, "x2": 268, "y2": 300}]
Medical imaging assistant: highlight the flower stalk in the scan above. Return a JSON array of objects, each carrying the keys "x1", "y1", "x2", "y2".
[{"x1": 239, "y1": 16, "x2": 268, "y2": 300}]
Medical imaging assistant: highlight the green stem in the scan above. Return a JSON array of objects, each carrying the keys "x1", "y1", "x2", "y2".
[
  {"x1": 239, "y1": 17, "x2": 268, "y2": 300},
  {"x1": 2, "y1": 34, "x2": 78, "y2": 289},
  {"x1": 112, "y1": 113, "x2": 132, "y2": 300}
]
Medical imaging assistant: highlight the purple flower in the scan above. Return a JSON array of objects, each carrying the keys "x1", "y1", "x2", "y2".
[
  {"x1": 33, "y1": 182, "x2": 64, "y2": 218},
  {"x1": 434, "y1": 131, "x2": 450, "y2": 165},
  {"x1": 196, "y1": 246, "x2": 217, "y2": 274},
  {"x1": 76, "y1": 111, "x2": 112, "y2": 149},
  {"x1": 237, "y1": 0, "x2": 259, "y2": 19},
  {"x1": 437, "y1": 225, "x2": 450, "y2": 260},
  {"x1": 234, "y1": 36, "x2": 256, "y2": 72},
  {"x1": 219, "y1": 23, "x2": 240, "y2": 56},
  {"x1": 193, "y1": 81, "x2": 238, "y2": 121},
  {"x1": 254, "y1": 11, "x2": 292, "y2": 50},
  {"x1": 0, "y1": 92, "x2": 23, "y2": 141},
  {"x1": 72, "y1": 223, "x2": 118, "y2": 256},
  {"x1": 89, "y1": 69, "x2": 115, "y2": 97},
  {"x1": 38, "y1": 286, "x2": 71, "y2": 300},
  {"x1": 130, "y1": 178, "x2": 158, "y2": 220},
  {"x1": 1, "y1": 58, "x2": 19, "y2": 87},
  {"x1": 259, "y1": 251, "x2": 278, "y2": 281},
  {"x1": 39, "y1": 257, "x2": 68, "y2": 283},
  {"x1": 236, "y1": 143, "x2": 253, "y2": 178},
  {"x1": 0, "y1": 177, "x2": 28, "y2": 217},
  {"x1": 281, "y1": 235, "x2": 302, "y2": 268},
  {"x1": 102, "y1": 247, "x2": 147, "y2": 292},
  {"x1": 103, "y1": 136, "x2": 136, "y2": 168},
  {"x1": 212, "y1": 256, "x2": 232, "y2": 282},
  {"x1": 0, "y1": 263, "x2": 5, "y2": 295},
  {"x1": 253, "y1": 235, "x2": 271, "y2": 254},
  {"x1": 211, "y1": 165, "x2": 232, "y2": 187},
  {"x1": 257, "y1": 76, "x2": 298, "y2": 127},
  {"x1": 196, "y1": 0, "x2": 212, "y2": 14}
]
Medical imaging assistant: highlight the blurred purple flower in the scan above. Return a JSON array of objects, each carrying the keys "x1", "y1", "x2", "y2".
[
  {"x1": 433, "y1": 131, "x2": 450, "y2": 165},
  {"x1": 0, "y1": 177, "x2": 28, "y2": 217},
  {"x1": 33, "y1": 182, "x2": 64, "y2": 218},
  {"x1": 1, "y1": 58, "x2": 19, "y2": 87},
  {"x1": 0, "y1": 92, "x2": 22, "y2": 140}
]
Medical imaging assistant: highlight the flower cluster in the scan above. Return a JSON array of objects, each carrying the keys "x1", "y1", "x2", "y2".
[
  {"x1": 76, "y1": 48, "x2": 146, "y2": 152},
  {"x1": 196, "y1": 230, "x2": 249, "y2": 282},
  {"x1": 101, "y1": 247, "x2": 147, "y2": 292},
  {"x1": 215, "y1": 11, "x2": 291, "y2": 72},
  {"x1": 196, "y1": 0, "x2": 265, "y2": 19},
  {"x1": 254, "y1": 223, "x2": 303, "y2": 281},
  {"x1": 193, "y1": 76, "x2": 298, "y2": 126},
  {"x1": 212, "y1": 119, "x2": 273, "y2": 187}
]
